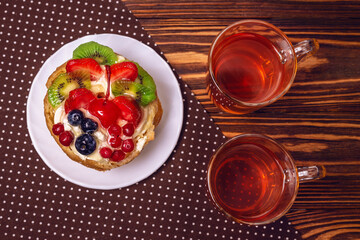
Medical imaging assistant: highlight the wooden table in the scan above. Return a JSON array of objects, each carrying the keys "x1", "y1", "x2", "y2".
[{"x1": 123, "y1": 1, "x2": 360, "y2": 239}]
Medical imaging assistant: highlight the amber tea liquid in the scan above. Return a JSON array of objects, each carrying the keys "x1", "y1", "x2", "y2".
[
  {"x1": 207, "y1": 136, "x2": 298, "y2": 224},
  {"x1": 211, "y1": 32, "x2": 285, "y2": 104}
]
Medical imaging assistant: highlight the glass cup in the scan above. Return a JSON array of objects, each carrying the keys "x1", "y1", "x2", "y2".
[
  {"x1": 207, "y1": 20, "x2": 319, "y2": 114},
  {"x1": 206, "y1": 134, "x2": 325, "y2": 225}
]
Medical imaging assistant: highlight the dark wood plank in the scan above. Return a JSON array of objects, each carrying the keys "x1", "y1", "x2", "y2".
[
  {"x1": 124, "y1": 0, "x2": 360, "y2": 19},
  {"x1": 124, "y1": 1, "x2": 360, "y2": 239},
  {"x1": 287, "y1": 209, "x2": 360, "y2": 240}
]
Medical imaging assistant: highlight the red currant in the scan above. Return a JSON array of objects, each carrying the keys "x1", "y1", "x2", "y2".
[
  {"x1": 122, "y1": 123, "x2": 135, "y2": 137},
  {"x1": 59, "y1": 131, "x2": 74, "y2": 146},
  {"x1": 52, "y1": 123, "x2": 64, "y2": 135},
  {"x1": 108, "y1": 124, "x2": 122, "y2": 137},
  {"x1": 99, "y1": 147, "x2": 113, "y2": 158},
  {"x1": 111, "y1": 150, "x2": 125, "y2": 162},
  {"x1": 121, "y1": 139, "x2": 134, "y2": 152},
  {"x1": 108, "y1": 136, "x2": 122, "y2": 148}
]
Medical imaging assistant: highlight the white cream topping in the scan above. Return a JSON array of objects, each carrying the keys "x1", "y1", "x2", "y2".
[
  {"x1": 94, "y1": 131, "x2": 105, "y2": 142},
  {"x1": 54, "y1": 104, "x2": 65, "y2": 124},
  {"x1": 136, "y1": 137, "x2": 147, "y2": 152},
  {"x1": 117, "y1": 55, "x2": 125, "y2": 62},
  {"x1": 91, "y1": 71, "x2": 108, "y2": 96},
  {"x1": 134, "y1": 106, "x2": 150, "y2": 136}
]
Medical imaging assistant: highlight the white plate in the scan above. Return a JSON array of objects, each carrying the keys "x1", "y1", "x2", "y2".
[{"x1": 27, "y1": 34, "x2": 183, "y2": 190}]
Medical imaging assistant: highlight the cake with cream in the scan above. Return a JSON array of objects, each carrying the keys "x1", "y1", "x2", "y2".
[{"x1": 44, "y1": 41, "x2": 162, "y2": 171}]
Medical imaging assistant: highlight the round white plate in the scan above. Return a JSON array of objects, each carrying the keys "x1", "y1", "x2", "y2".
[{"x1": 27, "y1": 34, "x2": 183, "y2": 190}]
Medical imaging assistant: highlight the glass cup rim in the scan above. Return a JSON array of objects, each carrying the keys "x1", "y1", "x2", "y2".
[
  {"x1": 208, "y1": 19, "x2": 298, "y2": 107},
  {"x1": 206, "y1": 133, "x2": 299, "y2": 225}
]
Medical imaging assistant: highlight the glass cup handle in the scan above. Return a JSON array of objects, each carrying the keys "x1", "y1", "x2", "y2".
[
  {"x1": 294, "y1": 39, "x2": 320, "y2": 62},
  {"x1": 297, "y1": 166, "x2": 326, "y2": 183}
]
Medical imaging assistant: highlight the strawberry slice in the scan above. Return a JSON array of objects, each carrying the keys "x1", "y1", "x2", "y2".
[
  {"x1": 110, "y1": 62, "x2": 138, "y2": 82},
  {"x1": 113, "y1": 96, "x2": 142, "y2": 126},
  {"x1": 64, "y1": 88, "x2": 96, "y2": 113},
  {"x1": 66, "y1": 58, "x2": 103, "y2": 81}
]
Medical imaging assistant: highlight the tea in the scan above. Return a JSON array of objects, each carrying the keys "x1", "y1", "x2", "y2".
[
  {"x1": 207, "y1": 20, "x2": 319, "y2": 114},
  {"x1": 210, "y1": 143, "x2": 285, "y2": 223},
  {"x1": 207, "y1": 134, "x2": 326, "y2": 224},
  {"x1": 211, "y1": 32, "x2": 285, "y2": 103},
  {"x1": 207, "y1": 137, "x2": 299, "y2": 224}
]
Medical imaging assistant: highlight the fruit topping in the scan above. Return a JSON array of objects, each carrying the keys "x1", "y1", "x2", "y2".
[
  {"x1": 52, "y1": 123, "x2": 64, "y2": 135},
  {"x1": 72, "y1": 41, "x2": 118, "y2": 65},
  {"x1": 68, "y1": 109, "x2": 84, "y2": 126},
  {"x1": 81, "y1": 118, "x2": 98, "y2": 134},
  {"x1": 66, "y1": 58, "x2": 103, "y2": 81},
  {"x1": 88, "y1": 98, "x2": 120, "y2": 128},
  {"x1": 105, "y1": 65, "x2": 111, "y2": 100},
  {"x1": 121, "y1": 139, "x2": 134, "y2": 153},
  {"x1": 134, "y1": 62, "x2": 156, "y2": 91},
  {"x1": 111, "y1": 150, "x2": 125, "y2": 162},
  {"x1": 113, "y1": 96, "x2": 142, "y2": 126},
  {"x1": 111, "y1": 80, "x2": 139, "y2": 96},
  {"x1": 64, "y1": 88, "x2": 96, "y2": 114},
  {"x1": 75, "y1": 133, "x2": 96, "y2": 155},
  {"x1": 48, "y1": 71, "x2": 91, "y2": 108},
  {"x1": 108, "y1": 136, "x2": 122, "y2": 148},
  {"x1": 108, "y1": 124, "x2": 122, "y2": 137},
  {"x1": 59, "y1": 131, "x2": 74, "y2": 146},
  {"x1": 136, "y1": 84, "x2": 157, "y2": 106},
  {"x1": 110, "y1": 62, "x2": 157, "y2": 106},
  {"x1": 111, "y1": 80, "x2": 156, "y2": 106},
  {"x1": 99, "y1": 147, "x2": 113, "y2": 158},
  {"x1": 110, "y1": 62, "x2": 138, "y2": 82},
  {"x1": 122, "y1": 123, "x2": 135, "y2": 137}
]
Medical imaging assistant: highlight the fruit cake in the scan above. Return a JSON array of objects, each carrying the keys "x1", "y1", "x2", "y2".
[{"x1": 44, "y1": 41, "x2": 163, "y2": 171}]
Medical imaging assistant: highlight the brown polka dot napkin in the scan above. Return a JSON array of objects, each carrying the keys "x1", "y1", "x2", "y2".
[{"x1": 0, "y1": 0, "x2": 302, "y2": 239}]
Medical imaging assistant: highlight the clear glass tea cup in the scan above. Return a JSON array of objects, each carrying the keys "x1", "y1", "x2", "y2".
[
  {"x1": 207, "y1": 20, "x2": 319, "y2": 114},
  {"x1": 206, "y1": 134, "x2": 325, "y2": 225}
]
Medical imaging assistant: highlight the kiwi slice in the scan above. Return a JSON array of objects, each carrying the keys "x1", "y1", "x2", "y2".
[
  {"x1": 133, "y1": 62, "x2": 156, "y2": 91},
  {"x1": 111, "y1": 80, "x2": 140, "y2": 96},
  {"x1": 48, "y1": 71, "x2": 91, "y2": 108},
  {"x1": 72, "y1": 41, "x2": 118, "y2": 65},
  {"x1": 111, "y1": 80, "x2": 156, "y2": 106},
  {"x1": 139, "y1": 85, "x2": 157, "y2": 106}
]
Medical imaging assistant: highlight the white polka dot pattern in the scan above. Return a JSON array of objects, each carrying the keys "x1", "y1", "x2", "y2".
[{"x1": 0, "y1": 0, "x2": 302, "y2": 239}]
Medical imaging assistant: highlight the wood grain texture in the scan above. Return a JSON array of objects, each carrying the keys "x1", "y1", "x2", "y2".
[{"x1": 123, "y1": 1, "x2": 360, "y2": 239}]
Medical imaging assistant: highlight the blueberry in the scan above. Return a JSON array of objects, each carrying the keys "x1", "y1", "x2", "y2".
[
  {"x1": 81, "y1": 118, "x2": 98, "y2": 134},
  {"x1": 68, "y1": 109, "x2": 83, "y2": 126},
  {"x1": 75, "y1": 133, "x2": 96, "y2": 155}
]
